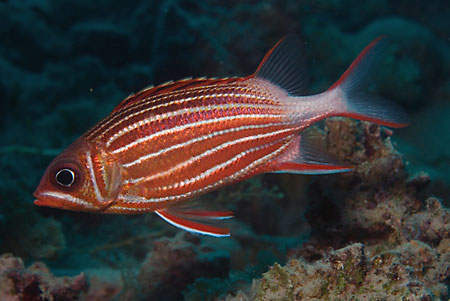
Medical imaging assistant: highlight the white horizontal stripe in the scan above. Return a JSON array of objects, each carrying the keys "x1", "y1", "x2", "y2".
[
  {"x1": 110, "y1": 205, "x2": 147, "y2": 212},
  {"x1": 117, "y1": 138, "x2": 289, "y2": 204},
  {"x1": 116, "y1": 194, "x2": 151, "y2": 203},
  {"x1": 154, "y1": 131, "x2": 295, "y2": 190},
  {"x1": 92, "y1": 91, "x2": 267, "y2": 140},
  {"x1": 110, "y1": 113, "x2": 284, "y2": 154},
  {"x1": 124, "y1": 129, "x2": 294, "y2": 185},
  {"x1": 87, "y1": 87, "x2": 196, "y2": 139},
  {"x1": 105, "y1": 103, "x2": 280, "y2": 147},
  {"x1": 122, "y1": 121, "x2": 295, "y2": 168},
  {"x1": 40, "y1": 191, "x2": 95, "y2": 208}
]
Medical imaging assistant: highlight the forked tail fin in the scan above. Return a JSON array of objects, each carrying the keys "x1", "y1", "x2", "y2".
[
  {"x1": 329, "y1": 36, "x2": 409, "y2": 128},
  {"x1": 253, "y1": 35, "x2": 408, "y2": 128}
]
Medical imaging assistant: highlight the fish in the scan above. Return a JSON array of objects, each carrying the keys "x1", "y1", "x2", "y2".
[{"x1": 33, "y1": 35, "x2": 408, "y2": 237}]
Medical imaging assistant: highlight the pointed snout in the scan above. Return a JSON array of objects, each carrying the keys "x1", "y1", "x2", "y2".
[{"x1": 33, "y1": 188, "x2": 96, "y2": 212}]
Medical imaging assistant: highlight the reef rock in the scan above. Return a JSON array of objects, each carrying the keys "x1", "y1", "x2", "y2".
[
  {"x1": 226, "y1": 119, "x2": 450, "y2": 300},
  {"x1": 138, "y1": 232, "x2": 230, "y2": 300},
  {"x1": 248, "y1": 241, "x2": 448, "y2": 300},
  {"x1": 295, "y1": 119, "x2": 450, "y2": 261},
  {"x1": 0, "y1": 254, "x2": 87, "y2": 301}
]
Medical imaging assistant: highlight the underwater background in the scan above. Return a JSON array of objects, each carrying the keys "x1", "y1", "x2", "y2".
[{"x1": 1, "y1": 0, "x2": 449, "y2": 300}]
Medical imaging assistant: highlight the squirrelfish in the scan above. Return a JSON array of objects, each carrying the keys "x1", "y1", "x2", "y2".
[{"x1": 33, "y1": 36, "x2": 408, "y2": 237}]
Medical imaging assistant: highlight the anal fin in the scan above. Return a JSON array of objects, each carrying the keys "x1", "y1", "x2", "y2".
[
  {"x1": 267, "y1": 128, "x2": 354, "y2": 174},
  {"x1": 155, "y1": 206, "x2": 233, "y2": 237}
]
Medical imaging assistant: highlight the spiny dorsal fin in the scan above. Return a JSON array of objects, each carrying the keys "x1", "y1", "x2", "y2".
[
  {"x1": 112, "y1": 77, "x2": 244, "y2": 113},
  {"x1": 254, "y1": 35, "x2": 310, "y2": 96}
]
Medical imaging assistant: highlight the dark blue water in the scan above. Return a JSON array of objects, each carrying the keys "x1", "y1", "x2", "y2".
[{"x1": 1, "y1": 1, "x2": 448, "y2": 300}]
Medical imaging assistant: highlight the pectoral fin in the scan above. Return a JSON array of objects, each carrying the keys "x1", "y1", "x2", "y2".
[{"x1": 105, "y1": 162, "x2": 124, "y2": 199}]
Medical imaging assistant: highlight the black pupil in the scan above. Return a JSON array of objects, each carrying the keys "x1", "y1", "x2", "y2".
[{"x1": 56, "y1": 169, "x2": 75, "y2": 186}]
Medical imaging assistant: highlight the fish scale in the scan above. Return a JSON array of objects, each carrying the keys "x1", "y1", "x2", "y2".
[
  {"x1": 103, "y1": 83, "x2": 294, "y2": 198},
  {"x1": 121, "y1": 120, "x2": 293, "y2": 179},
  {"x1": 86, "y1": 82, "x2": 274, "y2": 142},
  {"x1": 34, "y1": 35, "x2": 408, "y2": 237},
  {"x1": 104, "y1": 90, "x2": 281, "y2": 140}
]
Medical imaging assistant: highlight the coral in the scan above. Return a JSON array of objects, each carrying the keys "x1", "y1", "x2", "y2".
[
  {"x1": 403, "y1": 197, "x2": 450, "y2": 245},
  {"x1": 138, "y1": 232, "x2": 230, "y2": 300},
  {"x1": 226, "y1": 119, "x2": 450, "y2": 299},
  {"x1": 298, "y1": 118, "x2": 449, "y2": 257},
  {"x1": 242, "y1": 241, "x2": 448, "y2": 300},
  {"x1": 82, "y1": 274, "x2": 123, "y2": 301},
  {"x1": 0, "y1": 254, "x2": 87, "y2": 301},
  {"x1": 0, "y1": 254, "x2": 126, "y2": 301}
]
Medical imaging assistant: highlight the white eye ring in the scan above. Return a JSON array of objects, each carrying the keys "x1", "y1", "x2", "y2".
[{"x1": 55, "y1": 168, "x2": 76, "y2": 187}]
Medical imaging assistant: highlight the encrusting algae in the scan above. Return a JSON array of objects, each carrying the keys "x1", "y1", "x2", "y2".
[{"x1": 225, "y1": 118, "x2": 450, "y2": 300}]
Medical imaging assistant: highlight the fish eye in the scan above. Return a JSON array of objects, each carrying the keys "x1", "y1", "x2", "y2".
[
  {"x1": 55, "y1": 168, "x2": 76, "y2": 187},
  {"x1": 48, "y1": 160, "x2": 83, "y2": 191}
]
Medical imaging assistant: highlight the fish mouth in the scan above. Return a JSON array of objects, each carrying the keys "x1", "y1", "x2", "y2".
[
  {"x1": 34, "y1": 198, "x2": 49, "y2": 206},
  {"x1": 33, "y1": 197, "x2": 60, "y2": 208},
  {"x1": 33, "y1": 190, "x2": 65, "y2": 209},
  {"x1": 33, "y1": 190, "x2": 95, "y2": 211},
  {"x1": 33, "y1": 191, "x2": 46, "y2": 206}
]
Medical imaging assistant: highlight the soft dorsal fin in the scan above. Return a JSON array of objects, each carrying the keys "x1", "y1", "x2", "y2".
[
  {"x1": 254, "y1": 35, "x2": 310, "y2": 96},
  {"x1": 112, "y1": 77, "x2": 244, "y2": 113}
]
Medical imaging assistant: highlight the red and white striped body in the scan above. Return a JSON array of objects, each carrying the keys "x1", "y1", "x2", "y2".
[
  {"x1": 84, "y1": 77, "x2": 324, "y2": 213},
  {"x1": 34, "y1": 36, "x2": 408, "y2": 236}
]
